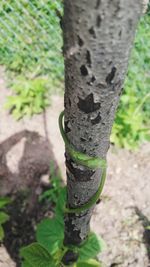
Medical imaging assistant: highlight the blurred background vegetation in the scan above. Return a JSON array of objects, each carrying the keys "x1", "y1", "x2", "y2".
[{"x1": 0, "y1": 0, "x2": 149, "y2": 150}]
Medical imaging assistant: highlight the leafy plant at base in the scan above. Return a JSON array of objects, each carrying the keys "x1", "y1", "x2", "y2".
[
  {"x1": 21, "y1": 185, "x2": 105, "y2": 266},
  {"x1": 78, "y1": 233, "x2": 105, "y2": 262},
  {"x1": 77, "y1": 259, "x2": 102, "y2": 267},
  {"x1": 39, "y1": 163, "x2": 63, "y2": 204},
  {"x1": 5, "y1": 77, "x2": 50, "y2": 120},
  {"x1": 0, "y1": 197, "x2": 11, "y2": 241},
  {"x1": 36, "y1": 217, "x2": 64, "y2": 255},
  {"x1": 21, "y1": 243, "x2": 55, "y2": 267}
]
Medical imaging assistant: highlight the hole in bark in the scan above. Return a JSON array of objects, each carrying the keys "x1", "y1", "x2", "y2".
[
  {"x1": 89, "y1": 27, "x2": 96, "y2": 38},
  {"x1": 77, "y1": 93, "x2": 101, "y2": 114},
  {"x1": 77, "y1": 35, "x2": 84, "y2": 46},
  {"x1": 96, "y1": 15, "x2": 101, "y2": 27},
  {"x1": 87, "y1": 75, "x2": 96, "y2": 86},
  {"x1": 80, "y1": 137, "x2": 86, "y2": 142},
  {"x1": 65, "y1": 121, "x2": 71, "y2": 133},
  {"x1": 95, "y1": 0, "x2": 101, "y2": 9},
  {"x1": 91, "y1": 112, "x2": 101, "y2": 125},
  {"x1": 80, "y1": 65, "x2": 88, "y2": 76},
  {"x1": 66, "y1": 158, "x2": 95, "y2": 181},
  {"x1": 89, "y1": 137, "x2": 92, "y2": 141},
  {"x1": 86, "y1": 50, "x2": 91, "y2": 67},
  {"x1": 91, "y1": 75, "x2": 96, "y2": 83},
  {"x1": 106, "y1": 66, "x2": 117, "y2": 84}
]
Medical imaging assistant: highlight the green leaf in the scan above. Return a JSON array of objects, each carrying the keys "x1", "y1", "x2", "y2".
[
  {"x1": 77, "y1": 259, "x2": 102, "y2": 267},
  {"x1": 36, "y1": 218, "x2": 64, "y2": 254},
  {"x1": 55, "y1": 187, "x2": 66, "y2": 223},
  {"x1": 20, "y1": 243, "x2": 55, "y2": 267},
  {"x1": 0, "y1": 225, "x2": 4, "y2": 241},
  {"x1": 0, "y1": 197, "x2": 11, "y2": 208},
  {"x1": 78, "y1": 233, "x2": 105, "y2": 261},
  {"x1": 0, "y1": 212, "x2": 9, "y2": 224},
  {"x1": 22, "y1": 261, "x2": 32, "y2": 267}
]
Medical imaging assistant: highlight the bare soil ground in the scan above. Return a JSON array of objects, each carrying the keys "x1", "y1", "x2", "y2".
[
  {"x1": 0, "y1": 68, "x2": 150, "y2": 267},
  {"x1": 92, "y1": 144, "x2": 150, "y2": 267}
]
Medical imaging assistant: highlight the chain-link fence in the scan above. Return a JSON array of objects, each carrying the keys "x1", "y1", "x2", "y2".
[
  {"x1": 0, "y1": 0, "x2": 63, "y2": 83},
  {"x1": 0, "y1": 1, "x2": 150, "y2": 149}
]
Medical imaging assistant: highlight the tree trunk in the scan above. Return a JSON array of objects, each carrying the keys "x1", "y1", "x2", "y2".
[{"x1": 63, "y1": 0, "x2": 142, "y2": 247}]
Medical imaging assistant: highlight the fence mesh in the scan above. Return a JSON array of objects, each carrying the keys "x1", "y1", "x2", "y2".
[
  {"x1": 0, "y1": 0, "x2": 63, "y2": 83},
  {"x1": 0, "y1": 1, "x2": 150, "y2": 147}
]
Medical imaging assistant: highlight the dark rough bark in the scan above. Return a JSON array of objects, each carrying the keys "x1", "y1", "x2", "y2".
[{"x1": 63, "y1": 0, "x2": 142, "y2": 246}]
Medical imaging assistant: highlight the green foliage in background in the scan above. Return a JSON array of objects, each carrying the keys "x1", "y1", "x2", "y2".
[
  {"x1": 5, "y1": 77, "x2": 50, "y2": 120},
  {"x1": 111, "y1": 13, "x2": 150, "y2": 149},
  {"x1": 0, "y1": 0, "x2": 63, "y2": 118},
  {"x1": 0, "y1": 0, "x2": 63, "y2": 79},
  {"x1": 21, "y1": 183, "x2": 105, "y2": 266},
  {"x1": 39, "y1": 164, "x2": 62, "y2": 204},
  {"x1": 0, "y1": 197, "x2": 11, "y2": 241},
  {"x1": 0, "y1": 1, "x2": 149, "y2": 149}
]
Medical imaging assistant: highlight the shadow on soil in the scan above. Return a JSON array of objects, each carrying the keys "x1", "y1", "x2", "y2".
[
  {"x1": 134, "y1": 207, "x2": 150, "y2": 263},
  {"x1": 0, "y1": 130, "x2": 62, "y2": 266}
]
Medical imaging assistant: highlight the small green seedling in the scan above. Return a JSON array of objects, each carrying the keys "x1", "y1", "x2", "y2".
[
  {"x1": 39, "y1": 163, "x2": 63, "y2": 205},
  {"x1": 5, "y1": 78, "x2": 50, "y2": 120},
  {"x1": 21, "y1": 186, "x2": 105, "y2": 266},
  {"x1": 0, "y1": 197, "x2": 11, "y2": 241}
]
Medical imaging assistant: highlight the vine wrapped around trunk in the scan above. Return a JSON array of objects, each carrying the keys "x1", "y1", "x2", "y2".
[{"x1": 63, "y1": 0, "x2": 142, "y2": 247}]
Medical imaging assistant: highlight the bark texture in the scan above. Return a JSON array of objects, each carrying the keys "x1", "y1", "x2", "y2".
[{"x1": 63, "y1": 0, "x2": 142, "y2": 247}]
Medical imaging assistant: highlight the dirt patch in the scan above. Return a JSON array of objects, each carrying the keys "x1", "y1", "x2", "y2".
[
  {"x1": 0, "y1": 130, "x2": 58, "y2": 196},
  {"x1": 0, "y1": 67, "x2": 65, "y2": 267},
  {"x1": 0, "y1": 246, "x2": 15, "y2": 267},
  {"x1": 3, "y1": 192, "x2": 55, "y2": 267},
  {"x1": 0, "y1": 129, "x2": 60, "y2": 266},
  {"x1": 91, "y1": 144, "x2": 150, "y2": 267}
]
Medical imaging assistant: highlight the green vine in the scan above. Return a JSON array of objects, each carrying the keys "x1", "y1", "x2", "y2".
[
  {"x1": 21, "y1": 112, "x2": 106, "y2": 266},
  {"x1": 59, "y1": 111, "x2": 107, "y2": 214}
]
